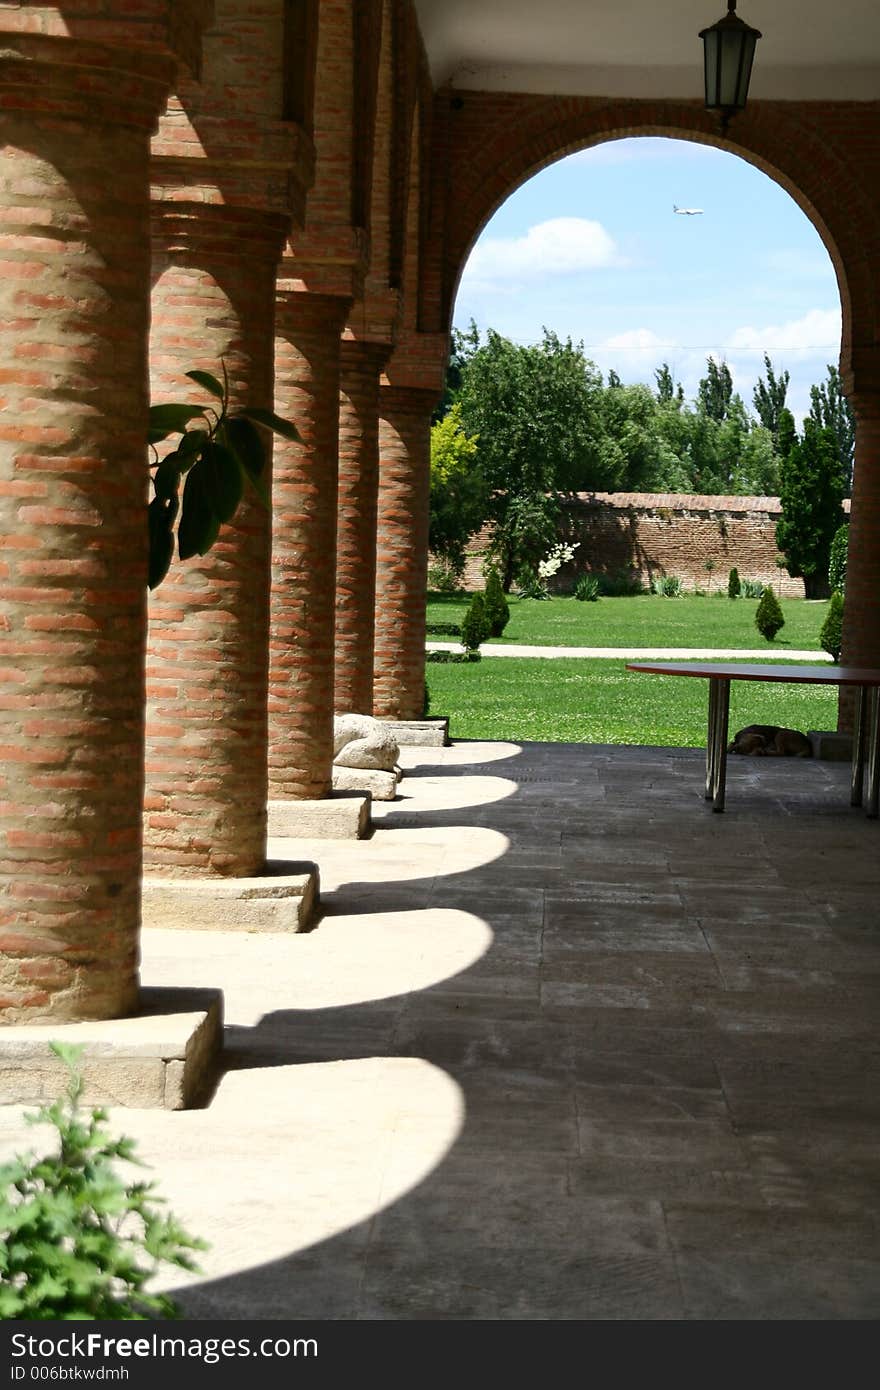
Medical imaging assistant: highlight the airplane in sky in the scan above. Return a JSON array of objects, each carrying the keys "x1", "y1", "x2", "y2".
[{"x1": 673, "y1": 204, "x2": 704, "y2": 215}]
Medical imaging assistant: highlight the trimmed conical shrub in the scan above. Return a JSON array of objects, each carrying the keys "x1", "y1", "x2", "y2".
[
  {"x1": 727, "y1": 567, "x2": 741, "y2": 598},
  {"x1": 461, "y1": 592, "x2": 491, "y2": 652},
  {"x1": 483, "y1": 567, "x2": 510, "y2": 637},
  {"x1": 819, "y1": 590, "x2": 844, "y2": 662},
  {"x1": 755, "y1": 587, "x2": 785, "y2": 642}
]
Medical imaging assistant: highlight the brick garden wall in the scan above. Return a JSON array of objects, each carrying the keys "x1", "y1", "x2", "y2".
[{"x1": 455, "y1": 493, "x2": 852, "y2": 598}]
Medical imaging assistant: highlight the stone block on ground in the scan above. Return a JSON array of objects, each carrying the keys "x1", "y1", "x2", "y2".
[
  {"x1": 268, "y1": 792, "x2": 371, "y2": 839},
  {"x1": 808, "y1": 729, "x2": 853, "y2": 761},
  {"x1": 142, "y1": 863, "x2": 319, "y2": 933},
  {"x1": 332, "y1": 765, "x2": 399, "y2": 800},
  {"x1": 0, "y1": 987, "x2": 223, "y2": 1110},
  {"x1": 378, "y1": 717, "x2": 449, "y2": 747}
]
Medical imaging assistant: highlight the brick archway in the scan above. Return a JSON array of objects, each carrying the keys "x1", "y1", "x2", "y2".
[{"x1": 426, "y1": 97, "x2": 880, "y2": 377}]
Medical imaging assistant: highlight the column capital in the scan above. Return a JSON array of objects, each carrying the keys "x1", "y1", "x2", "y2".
[
  {"x1": 840, "y1": 346, "x2": 880, "y2": 406},
  {"x1": 151, "y1": 201, "x2": 290, "y2": 266},
  {"x1": 152, "y1": 107, "x2": 315, "y2": 223},
  {"x1": 378, "y1": 382, "x2": 441, "y2": 419},
  {"x1": 0, "y1": 34, "x2": 174, "y2": 131},
  {"x1": 275, "y1": 286, "x2": 353, "y2": 336},
  {"x1": 340, "y1": 337, "x2": 393, "y2": 376}
]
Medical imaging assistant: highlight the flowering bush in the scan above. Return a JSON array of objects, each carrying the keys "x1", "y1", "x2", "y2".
[{"x1": 537, "y1": 542, "x2": 579, "y2": 582}]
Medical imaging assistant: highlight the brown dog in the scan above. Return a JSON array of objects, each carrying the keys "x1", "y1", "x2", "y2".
[{"x1": 728, "y1": 724, "x2": 813, "y2": 757}]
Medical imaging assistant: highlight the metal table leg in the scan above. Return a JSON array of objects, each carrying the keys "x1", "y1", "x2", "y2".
[
  {"x1": 705, "y1": 678, "x2": 719, "y2": 800},
  {"x1": 711, "y1": 678, "x2": 731, "y2": 812},
  {"x1": 866, "y1": 688, "x2": 880, "y2": 819},
  {"x1": 851, "y1": 685, "x2": 867, "y2": 807}
]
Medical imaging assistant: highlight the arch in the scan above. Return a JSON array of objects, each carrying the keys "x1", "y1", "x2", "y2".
[{"x1": 426, "y1": 96, "x2": 880, "y2": 383}]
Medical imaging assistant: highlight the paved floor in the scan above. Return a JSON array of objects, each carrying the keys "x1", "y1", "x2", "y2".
[{"x1": 1, "y1": 739, "x2": 878, "y2": 1320}]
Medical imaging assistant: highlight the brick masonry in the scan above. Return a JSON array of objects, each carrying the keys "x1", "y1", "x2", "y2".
[{"x1": 456, "y1": 493, "x2": 853, "y2": 598}]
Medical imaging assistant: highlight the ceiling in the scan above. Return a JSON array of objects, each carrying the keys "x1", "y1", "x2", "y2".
[{"x1": 413, "y1": 0, "x2": 880, "y2": 101}]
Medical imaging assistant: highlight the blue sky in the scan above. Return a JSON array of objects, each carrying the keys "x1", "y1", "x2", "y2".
[{"x1": 453, "y1": 137, "x2": 841, "y2": 425}]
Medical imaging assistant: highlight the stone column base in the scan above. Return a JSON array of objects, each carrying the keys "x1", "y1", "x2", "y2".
[
  {"x1": 0, "y1": 987, "x2": 222, "y2": 1110},
  {"x1": 808, "y1": 730, "x2": 853, "y2": 761},
  {"x1": 268, "y1": 792, "x2": 371, "y2": 839},
  {"x1": 142, "y1": 864, "x2": 319, "y2": 933}
]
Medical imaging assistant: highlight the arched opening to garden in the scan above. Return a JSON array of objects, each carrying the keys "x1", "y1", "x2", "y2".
[{"x1": 427, "y1": 134, "x2": 853, "y2": 748}]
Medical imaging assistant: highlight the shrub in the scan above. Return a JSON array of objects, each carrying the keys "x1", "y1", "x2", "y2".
[
  {"x1": 425, "y1": 622, "x2": 462, "y2": 637},
  {"x1": 515, "y1": 566, "x2": 549, "y2": 600},
  {"x1": 426, "y1": 650, "x2": 481, "y2": 663},
  {"x1": 755, "y1": 587, "x2": 785, "y2": 641},
  {"x1": 427, "y1": 561, "x2": 464, "y2": 594},
  {"x1": 819, "y1": 590, "x2": 844, "y2": 661},
  {"x1": 597, "y1": 568, "x2": 644, "y2": 597},
  {"x1": 740, "y1": 578, "x2": 765, "y2": 599},
  {"x1": 0, "y1": 1043, "x2": 205, "y2": 1320},
  {"x1": 423, "y1": 681, "x2": 431, "y2": 715},
  {"x1": 828, "y1": 523, "x2": 848, "y2": 596},
  {"x1": 460, "y1": 592, "x2": 491, "y2": 651},
  {"x1": 651, "y1": 575, "x2": 683, "y2": 597},
  {"x1": 483, "y1": 566, "x2": 511, "y2": 637},
  {"x1": 727, "y1": 567, "x2": 741, "y2": 598},
  {"x1": 574, "y1": 574, "x2": 600, "y2": 602}
]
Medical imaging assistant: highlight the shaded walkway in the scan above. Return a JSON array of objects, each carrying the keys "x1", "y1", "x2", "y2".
[{"x1": 0, "y1": 740, "x2": 876, "y2": 1318}]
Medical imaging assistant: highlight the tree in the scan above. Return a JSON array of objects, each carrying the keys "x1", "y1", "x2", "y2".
[
  {"x1": 752, "y1": 353, "x2": 790, "y2": 450},
  {"x1": 429, "y1": 403, "x2": 487, "y2": 579},
  {"x1": 697, "y1": 358, "x2": 735, "y2": 422},
  {"x1": 809, "y1": 364, "x2": 855, "y2": 494},
  {"x1": 460, "y1": 592, "x2": 491, "y2": 652},
  {"x1": 828, "y1": 522, "x2": 848, "y2": 594},
  {"x1": 456, "y1": 327, "x2": 604, "y2": 587},
  {"x1": 776, "y1": 418, "x2": 845, "y2": 598}
]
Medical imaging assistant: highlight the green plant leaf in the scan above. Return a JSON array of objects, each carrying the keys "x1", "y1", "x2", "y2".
[
  {"x1": 152, "y1": 458, "x2": 181, "y2": 503},
  {"x1": 147, "y1": 404, "x2": 204, "y2": 445},
  {"x1": 225, "y1": 416, "x2": 265, "y2": 479},
  {"x1": 185, "y1": 370, "x2": 225, "y2": 402},
  {"x1": 238, "y1": 406, "x2": 301, "y2": 442},
  {"x1": 177, "y1": 462, "x2": 217, "y2": 561},
  {"x1": 174, "y1": 429, "x2": 210, "y2": 470},
  {"x1": 148, "y1": 496, "x2": 176, "y2": 590},
  {"x1": 202, "y1": 442, "x2": 243, "y2": 524}
]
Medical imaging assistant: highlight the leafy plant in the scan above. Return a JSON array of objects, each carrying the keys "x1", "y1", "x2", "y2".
[
  {"x1": 148, "y1": 365, "x2": 300, "y2": 590},
  {"x1": 515, "y1": 565, "x2": 549, "y2": 600},
  {"x1": 574, "y1": 574, "x2": 600, "y2": 602},
  {"x1": 426, "y1": 650, "x2": 481, "y2": 663},
  {"x1": 651, "y1": 575, "x2": 683, "y2": 597},
  {"x1": 460, "y1": 593, "x2": 491, "y2": 651},
  {"x1": 0, "y1": 1043, "x2": 206, "y2": 1320},
  {"x1": 828, "y1": 523, "x2": 848, "y2": 596},
  {"x1": 740, "y1": 578, "x2": 765, "y2": 599},
  {"x1": 425, "y1": 622, "x2": 462, "y2": 637},
  {"x1": 483, "y1": 567, "x2": 511, "y2": 636},
  {"x1": 819, "y1": 590, "x2": 844, "y2": 661},
  {"x1": 755, "y1": 586, "x2": 785, "y2": 641},
  {"x1": 727, "y1": 567, "x2": 741, "y2": 599}
]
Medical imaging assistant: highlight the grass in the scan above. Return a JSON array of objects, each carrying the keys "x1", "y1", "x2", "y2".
[
  {"x1": 424, "y1": 590, "x2": 839, "y2": 744},
  {"x1": 424, "y1": 657, "x2": 840, "y2": 746},
  {"x1": 426, "y1": 590, "x2": 832, "y2": 651}
]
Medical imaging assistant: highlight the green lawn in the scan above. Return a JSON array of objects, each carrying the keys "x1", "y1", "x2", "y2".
[
  {"x1": 424, "y1": 656, "x2": 840, "y2": 746},
  {"x1": 424, "y1": 591, "x2": 838, "y2": 744},
  {"x1": 426, "y1": 591, "x2": 832, "y2": 651}
]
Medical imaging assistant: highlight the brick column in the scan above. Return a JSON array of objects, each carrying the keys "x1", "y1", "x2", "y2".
[
  {"x1": 334, "y1": 340, "x2": 391, "y2": 715},
  {"x1": 270, "y1": 290, "x2": 350, "y2": 798},
  {"x1": 373, "y1": 386, "x2": 436, "y2": 721},
  {"x1": 839, "y1": 397, "x2": 880, "y2": 734},
  {"x1": 0, "y1": 36, "x2": 173, "y2": 1023},
  {"x1": 144, "y1": 205, "x2": 288, "y2": 876}
]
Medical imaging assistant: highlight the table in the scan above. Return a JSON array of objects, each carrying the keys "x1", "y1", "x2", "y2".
[{"x1": 625, "y1": 661, "x2": 880, "y2": 815}]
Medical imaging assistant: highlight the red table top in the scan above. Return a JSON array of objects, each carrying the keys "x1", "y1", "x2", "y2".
[{"x1": 625, "y1": 661, "x2": 880, "y2": 686}]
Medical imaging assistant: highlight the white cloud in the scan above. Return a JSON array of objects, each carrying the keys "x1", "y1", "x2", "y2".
[
  {"x1": 726, "y1": 308, "x2": 841, "y2": 358},
  {"x1": 462, "y1": 217, "x2": 623, "y2": 284}
]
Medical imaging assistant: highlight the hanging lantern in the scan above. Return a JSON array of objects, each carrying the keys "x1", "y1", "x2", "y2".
[{"x1": 700, "y1": 2, "x2": 762, "y2": 132}]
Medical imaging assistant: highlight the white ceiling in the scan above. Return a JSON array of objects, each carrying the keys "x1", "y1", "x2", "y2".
[{"x1": 414, "y1": 1, "x2": 880, "y2": 101}]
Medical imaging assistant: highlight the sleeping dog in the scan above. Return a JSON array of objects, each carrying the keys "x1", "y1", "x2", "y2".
[{"x1": 728, "y1": 724, "x2": 813, "y2": 757}]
